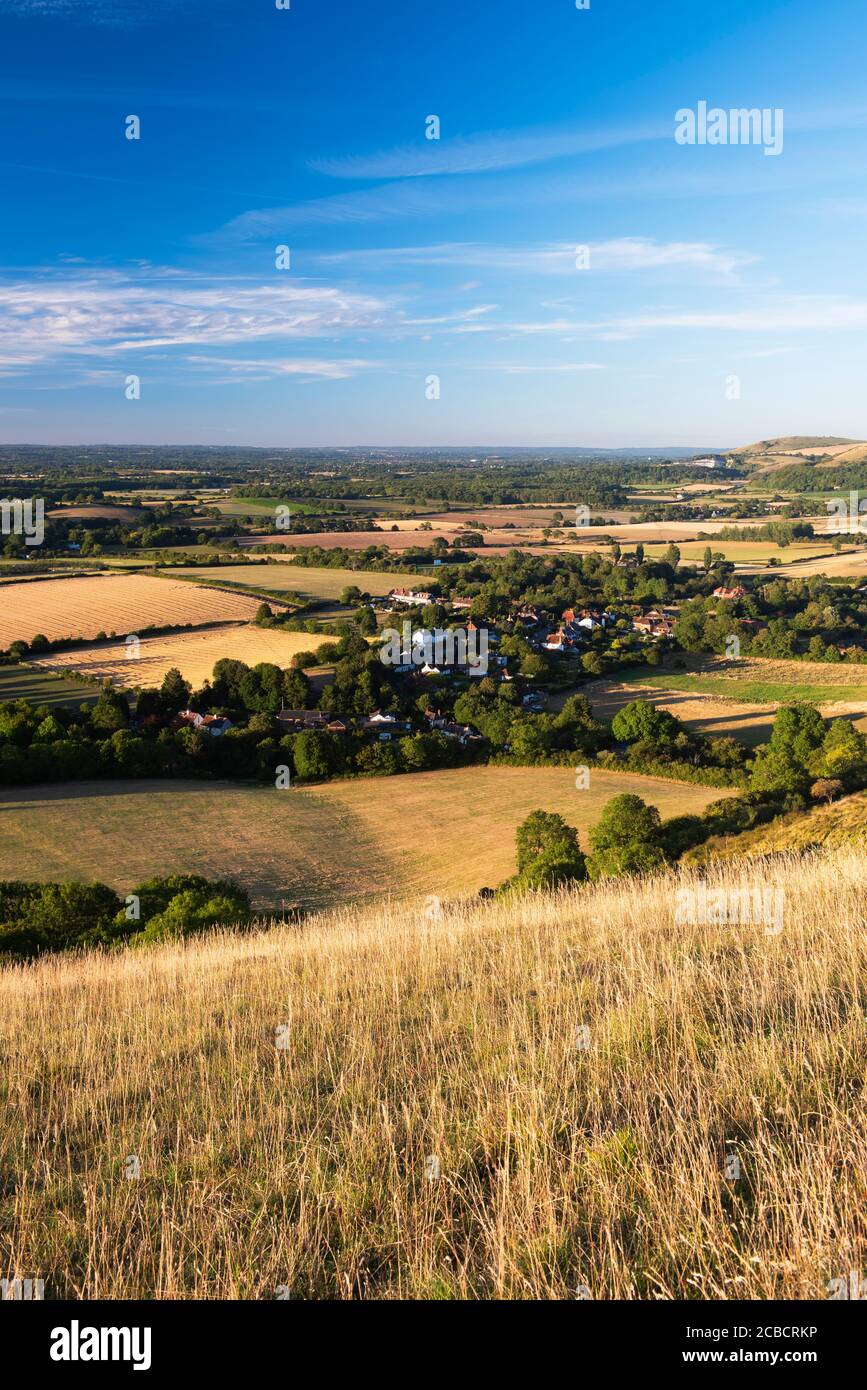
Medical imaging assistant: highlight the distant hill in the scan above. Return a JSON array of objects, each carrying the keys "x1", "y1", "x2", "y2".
[
  {"x1": 729, "y1": 436, "x2": 867, "y2": 482},
  {"x1": 736, "y1": 436, "x2": 858, "y2": 458},
  {"x1": 816, "y1": 441, "x2": 867, "y2": 468}
]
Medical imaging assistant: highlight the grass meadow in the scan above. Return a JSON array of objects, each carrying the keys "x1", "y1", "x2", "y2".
[
  {"x1": 1, "y1": 848, "x2": 863, "y2": 1299},
  {"x1": 0, "y1": 767, "x2": 726, "y2": 911}
]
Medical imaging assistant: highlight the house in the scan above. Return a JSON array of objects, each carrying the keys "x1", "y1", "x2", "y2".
[
  {"x1": 450, "y1": 597, "x2": 473, "y2": 611},
  {"x1": 515, "y1": 604, "x2": 541, "y2": 623},
  {"x1": 175, "y1": 710, "x2": 234, "y2": 737},
  {"x1": 439, "y1": 722, "x2": 484, "y2": 746},
  {"x1": 632, "y1": 610, "x2": 674, "y2": 637},
  {"x1": 276, "y1": 709, "x2": 346, "y2": 734},
  {"x1": 387, "y1": 587, "x2": 434, "y2": 606},
  {"x1": 713, "y1": 585, "x2": 747, "y2": 601},
  {"x1": 563, "y1": 607, "x2": 606, "y2": 632},
  {"x1": 356, "y1": 711, "x2": 412, "y2": 739},
  {"x1": 177, "y1": 709, "x2": 205, "y2": 728},
  {"x1": 200, "y1": 715, "x2": 234, "y2": 736},
  {"x1": 543, "y1": 630, "x2": 571, "y2": 652}
]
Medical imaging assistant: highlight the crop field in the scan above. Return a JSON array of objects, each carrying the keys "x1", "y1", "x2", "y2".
[
  {"x1": 0, "y1": 573, "x2": 266, "y2": 647},
  {"x1": 31, "y1": 623, "x2": 319, "y2": 689},
  {"x1": 171, "y1": 564, "x2": 427, "y2": 600},
  {"x1": 632, "y1": 654, "x2": 867, "y2": 701},
  {"x1": 740, "y1": 549, "x2": 867, "y2": 579},
  {"x1": 577, "y1": 678, "x2": 783, "y2": 746},
  {"x1": 0, "y1": 766, "x2": 727, "y2": 911},
  {"x1": 240, "y1": 529, "x2": 461, "y2": 552},
  {"x1": 640, "y1": 540, "x2": 839, "y2": 567}
]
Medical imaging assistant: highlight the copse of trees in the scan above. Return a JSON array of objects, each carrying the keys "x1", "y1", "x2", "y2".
[
  {"x1": 499, "y1": 794, "x2": 673, "y2": 895},
  {"x1": 0, "y1": 873, "x2": 250, "y2": 959},
  {"x1": 750, "y1": 702, "x2": 867, "y2": 795}
]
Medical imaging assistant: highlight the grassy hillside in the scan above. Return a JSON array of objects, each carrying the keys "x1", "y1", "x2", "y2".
[
  {"x1": 0, "y1": 767, "x2": 725, "y2": 910},
  {"x1": 1, "y1": 847, "x2": 863, "y2": 1299},
  {"x1": 687, "y1": 791, "x2": 867, "y2": 862},
  {"x1": 737, "y1": 435, "x2": 857, "y2": 456}
]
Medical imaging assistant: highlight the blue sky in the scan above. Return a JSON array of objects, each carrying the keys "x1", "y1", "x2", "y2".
[{"x1": 1, "y1": 0, "x2": 867, "y2": 447}]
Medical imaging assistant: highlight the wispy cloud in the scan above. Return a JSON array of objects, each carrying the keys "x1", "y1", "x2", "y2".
[
  {"x1": 184, "y1": 355, "x2": 378, "y2": 383},
  {"x1": 492, "y1": 295, "x2": 867, "y2": 339},
  {"x1": 318, "y1": 238, "x2": 755, "y2": 282},
  {"x1": 0, "y1": 267, "x2": 393, "y2": 371},
  {"x1": 310, "y1": 121, "x2": 664, "y2": 181}
]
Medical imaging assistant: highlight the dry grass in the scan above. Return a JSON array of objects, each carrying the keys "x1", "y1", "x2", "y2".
[
  {"x1": 0, "y1": 847, "x2": 864, "y2": 1299},
  {"x1": 689, "y1": 791, "x2": 867, "y2": 862},
  {"x1": 32, "y1": 623, "x2": 319, "y2": 689},
  {"x1": 0, "y1": 574, "x2": 265, "y2": 647}
]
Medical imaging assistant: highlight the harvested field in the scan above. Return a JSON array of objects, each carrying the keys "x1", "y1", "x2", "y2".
[
  {"x1": 639, "y1": 540, "x2": 841, "y2": 568},
  {"x1": 32, "y1": 623, "x2": 319, "y2": 689},
  {"x1": 46, "y1": 505, "x2": 145, "y2": 521},
  {"x1": 170, "y1": 564, "x2": 427, "y2": 600},
  {"x1": 739, "y1": 549, "x2": 867, "y2": 579},
  {"x1": 240, "y1": 529, "x2": 460, "y2": 552},
  {"x1": 0, "y1": 573, "x2": 266, "y2": 647}
]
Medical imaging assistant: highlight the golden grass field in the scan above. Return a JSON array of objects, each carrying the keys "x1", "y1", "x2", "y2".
[
  {"x1": 171, "y1": 564, "x2": 427, "y2": 600},
  {"x1": 31, "y1": 623, "x2": 320, "y2": 690},
  {"x1": 639, "y1": 540, "x2": 839, "y2": 567},
  {"x1": 0, "y1": 767, "x2": 726, "y2": 910},
  {"x1": 1, "y1": 847, "x2": 863, "y2": 1298},
  {"x1": 0, "y1": 574, "x2": 265, "y2": 647}
]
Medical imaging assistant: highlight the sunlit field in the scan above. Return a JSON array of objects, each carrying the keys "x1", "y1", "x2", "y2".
[{"x1": 1, "y1": 848, "x2": 863, "y2": 1299}]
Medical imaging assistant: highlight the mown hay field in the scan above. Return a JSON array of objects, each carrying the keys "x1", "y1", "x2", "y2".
[
  {"x1": 0, "y1": 573, "x2": 265, "y2": 647},
  {"x1": 0, "y1": 766, "x2": 728, "y2": 911},
  {"x1": 0, "y1": 848, "x2": 863, "y2": 1299},
  {"x1": 30, "y1": 623, "x2": 320, "y2": 690}
]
